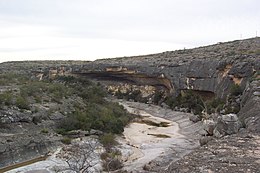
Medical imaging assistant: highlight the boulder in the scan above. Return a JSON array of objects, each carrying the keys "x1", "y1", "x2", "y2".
[
  {"x1": 199, "y1": 136, "x2": 213, "y2": 146},
  {"x1": 189, "y1": 114, "x2": 201, "y2": 123},
  {"x1": 161, "y1": 102, "x2": 170, "y2": 109},
  {"x1": 213, "y1": 114, "x2": 241, "y2": 137},
  {"x1": 89, "y1": 129, "x2": 103, "y2": 136},
  {"x1": 203, "y1": 119, "x2": 216, "y2": 136},
  {"x1": 49, "y1": 111, "x2": 65, "y2": 120},
  {"x1": 0, "y1": 144, "x2": 6, "y2": 153}
]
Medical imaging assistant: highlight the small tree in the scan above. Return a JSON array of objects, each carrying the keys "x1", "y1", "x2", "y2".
[{"x1": 61, "y1": 139, "x2": 101, "y2": 173}]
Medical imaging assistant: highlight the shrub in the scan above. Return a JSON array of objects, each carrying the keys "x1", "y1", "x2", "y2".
[
  {"x1": 58, "y1": 102, "x2": 130, "y2": 134},
  {"x1": 255, "y1": 49, "x2": 260, "y2": 55},
  {"x1": 99, "y1": 133, "x2": 117, "y2": 149},
  {"x1": 41, "y1": 128, "x2": 49, "y2": 134},
  {"x1": 205, "y1": 98, "x2": 225, "y2": 114},
  {"x1": 102, "y1": 158, "x2": 123, "y2": 172},
  {"x1": 61, "y1": 137, "x2": 72, "y2": 144},
  {"x1": 20, "y1": 81, "x2": 47, "y2": 97},
  {"x1": 167, "y1": 90, "x2": 204, "y2": 115},
  {"x1": 0, "y1": 91, "x2": 13, "y2": 106},
  {"x1": 230, "y1": 84, "x2": 242, "y2": 96},
  {"x1": 0, "y1": 73, "x2": 29, "y2": 86},
  {"x1": 153, "y1": 90, "x2": 164, "y2": 104},
  {"x1": 126, "y1": 90, "x2": 142, "y2": 102},
  {"x1": 16, "y1": 96, "x2": 30, "y2": 110}
]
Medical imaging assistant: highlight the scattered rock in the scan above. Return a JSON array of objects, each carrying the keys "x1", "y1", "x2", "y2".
[
  {"x1": 89, "y1": 129, "x2": 103, "y2": 136},
  {"x1": 189, "y1": 114, "x2": 201, "y2": 123},
  {"x1": 49, "y1": 111, "x2": 65, "y2": 120},
  {"x1": 253, "y1": 91, "x2": 260, "y2": 96},
  {"x1": 161, "y1": 102, "x2": 170, "y2": 109},
  {"x1": 199, "y1": 136, "x2": 213, "y2": 146},
  {"x1": 203, "y1": 119, "x2": 216, "y2": 135}
]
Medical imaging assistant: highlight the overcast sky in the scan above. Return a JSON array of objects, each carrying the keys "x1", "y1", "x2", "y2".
[{"x1": 0, "y1": 0, "x2": 259, "y2": 62}]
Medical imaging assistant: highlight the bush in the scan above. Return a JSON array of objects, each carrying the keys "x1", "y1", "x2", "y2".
[
  {"x1": 102, "y1": 158, "x2": 123, "y2": 172},
  {"x1": 205, "y1": 98, "x2": 224, "y2": 114},
  {"x1": 153, "y1": 90, "x2": 164, "y2": 104},
  {"x1": 0, "y1": 73, "x2": 29, "y2": 86},
  {"x1": 61, "y1": 137, "x2": 72, "y2": 145},
  {"x1": 20, "y1": 81, "x2": 47, "y2": 97},
  {"x1": 0, "y1": 91, "x2": 13, "y2": 106},
  {"x1": 230, "y1": 84, "x2": 242, "y2": 96},
  {"x1": 165, "y1": 90, "x2": 204, "y2": 115},
  {"x1": 101, "y1": 148, "x2": 123, "y2": 172},
  {"x1": 254, "y1": 49, "x2": 260, "y2": 55},
  {"x1": 99, "y1": 133, "x2": 117, "y2": 149},
  {"x1": 16, "y1": 96, "x2": 30, "y2": 110},
  {"x1": 41, "y1": 128, "x2": 49, "y2": 134},
  {"x1": 58, "y1": 102, "x2": 131, "y2": 134}
]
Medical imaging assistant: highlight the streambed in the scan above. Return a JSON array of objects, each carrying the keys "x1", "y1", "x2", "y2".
[{"x1": 117, "y1": 101, "x2": 200, "y2": 172}]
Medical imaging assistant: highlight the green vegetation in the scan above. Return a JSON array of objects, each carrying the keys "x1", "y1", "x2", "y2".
[
  {"x1": 41, "y1": 128, "x2": 49, "y2": 134},
  {"x1": 57, "y1": 102, "x2": 130, "y2": 134},
  {"x1": 165, "y1": 90, "x2": 204, "y2": 115},
  {"x1": 115, "y1": 90, "x2": 143, "y2": 102},
  {"x1": 153, "y1": 90, "x2": 164, "y2": 104},
  {"x1": 0, "y1": 73, "x2": 29, "y2": 86},
  {"x1": 20, "y1": 81, "x2": 72, "y2": 102},
  {"x1": 54, "y1": 76, "x2": 131, "y2": 134},
  {"x1": 230, "y1": 84, "x2": 243, "y2": 96},
  {"x1": 0, "y1": 74, "x2": 131, "y2": 136},
  {"x1": 99, "y1": 133, "x2": 118, "y2": 149},
  {"x1": 0, "y1": 91, "x2": 13, "y2": 106},
  {"x1": 16, "y1": 96, "x2": 30, "y2": 110},
  {"x1": 99, "y1": 133, "x2": 123, "y2": 171},
  {"x1": 253, "y1": 49, "x2": 260, "y2": 55},
  {"x1": 61, "y1": 137, "x2": 72, "y2": 145},
  {"x1": 165, "y1": 90, "x2": 226, "y2": 116}
]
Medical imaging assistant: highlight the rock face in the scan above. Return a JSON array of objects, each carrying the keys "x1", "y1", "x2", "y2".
[
  {"x1": 72, "y1": 38, "x2": 260, "y2": 99},
  {"x1": 0, "y1": 122, "x2": 61, "y2": 168},
  {"x1": 238, "y1": 80, "x2": 260, "y2": 132}
]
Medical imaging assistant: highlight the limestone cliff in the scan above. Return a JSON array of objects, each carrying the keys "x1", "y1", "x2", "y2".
[{"x1": 72, "y1": 38, "x2": 259, "y2": 99}]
